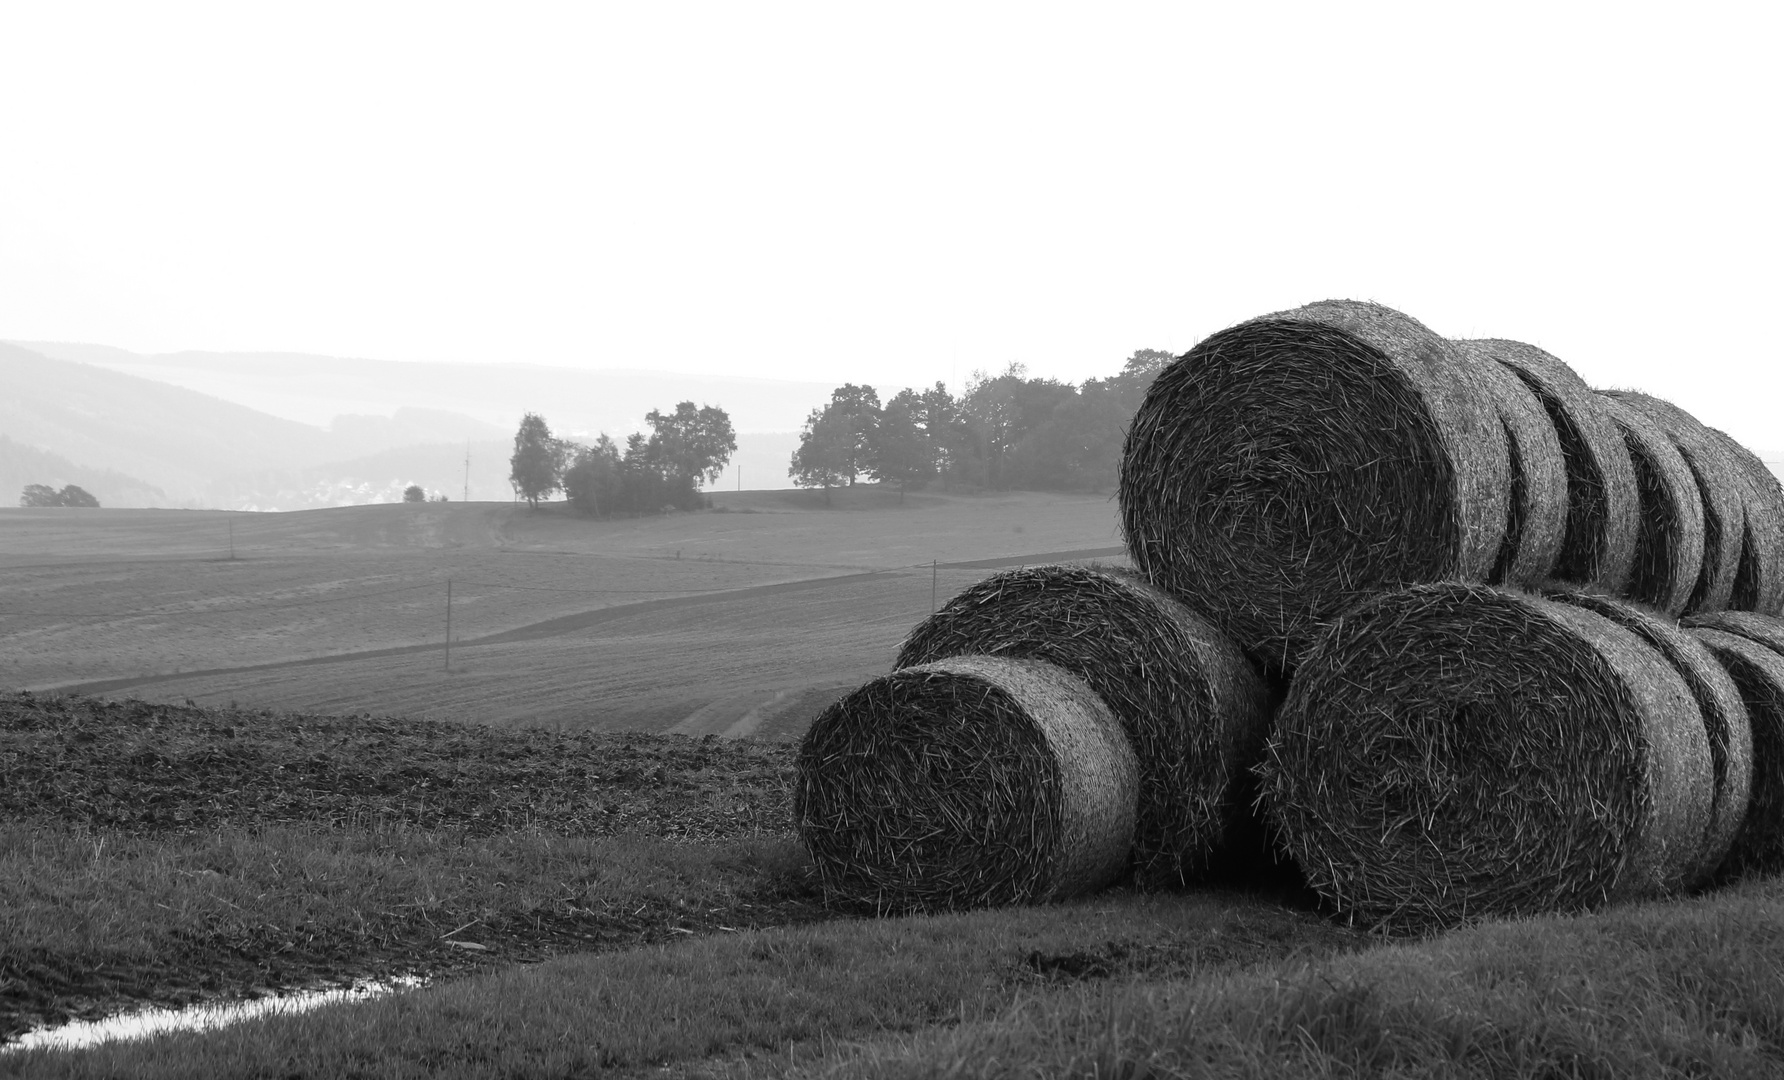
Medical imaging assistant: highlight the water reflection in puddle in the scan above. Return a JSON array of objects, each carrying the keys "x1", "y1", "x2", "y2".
[{"x1": 2, "y1": 976, "x2": 427, "y2": 1054}]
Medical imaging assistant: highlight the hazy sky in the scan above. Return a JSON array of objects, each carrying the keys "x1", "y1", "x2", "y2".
[{"x1": 2, "y1": 3, "x2": 1779, "y2": 448}]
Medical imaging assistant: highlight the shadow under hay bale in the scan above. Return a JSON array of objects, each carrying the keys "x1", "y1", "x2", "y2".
[
  {"x1": 1597, "y1": 394, "x2": 1706, "y2": 618},
  {"x1": 794, "y1": 656, "x2": 1137, "y2": 913},
  {"x1": 1706, "y1": 427, "x2": 1784, "y2": 616},
  {"x1": 1119, "y1": 300, "x2": 1509, "y2": 678},
  {"x1": 895, "y1": 564, "x2": 1276, "y2": 889},
  {"x1": 1459, "y1": 343, "x2": 1567, "y2": 586},
  {"x1": 1683, "y1": 628, "x2": 1784, "y2": 880},
  {"x1": 1547, "y1": 590, "x2": 1751, "y2": 888},
  {"x1": 1258, "y1": 583, "x2": 1711, "y2": 928},
  {"x1": 1604, "y1": 391, "x2": 1745, "y2": 616},
  {"x1": 1474, "y1": 340, "x2": 1639, "y2": 594}
]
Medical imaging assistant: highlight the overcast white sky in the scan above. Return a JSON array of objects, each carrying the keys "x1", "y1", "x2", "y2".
[{"x1": 1, "y1": 2, "x2": 1779, "y2": 449}]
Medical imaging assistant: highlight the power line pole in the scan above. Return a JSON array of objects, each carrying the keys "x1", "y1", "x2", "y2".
[
  {"x1": 444, "y1": 578, "x2": 453, "y2": 672},
  {"x1": 463, "y1": 441, "x2": 470, "y2": 503},
  {"x1": 931, "y1": 559, "x2": 938, "y2": 612},
  {"x1": 228, "y1": 517, "x2": 235, "y2": 561}
]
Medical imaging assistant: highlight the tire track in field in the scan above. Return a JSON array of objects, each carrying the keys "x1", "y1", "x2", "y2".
[{"x1": 49, "y1": 547, "x2": 1126, "y2": 697}]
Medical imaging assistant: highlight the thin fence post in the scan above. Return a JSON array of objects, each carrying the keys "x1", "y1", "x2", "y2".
[
  {"x1": 444, "y1": 578, "x2": 453, "y2": 672},
  {"x1": 931, "y1": 559, "x2": 937, "y2": 613}
]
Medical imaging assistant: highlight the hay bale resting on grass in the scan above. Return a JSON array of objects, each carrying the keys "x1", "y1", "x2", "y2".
[
  {"x1": 1604, "y1": 390, "x2": 1746, "y2": 615},
  {"x1": 1471, "y1": 339, "x2": 1639, "y2": 594},
  {"x1": 794, "y1": 655, "x2": 1138, "y2": 912},
  {"x1": 1683, "y1": 628, "x2": 1784, "y2": 879},
  {"x1": 1596, "y1": 393, "x2": 1706, "y2": 618},
  {"x1": 1547, "y1": 590, "x2": 1752, "y2": 888},
  {"x1": 895, "y1": 564, "x2": 1275, "y2": 888},
  {"x1": 1706, "y1": 426, "x2": 1784, "y2": 616},
  {"x1": 1457, "y1": 342, "x2": 1567, "y2": 586},
  {"x1": 1120, "y1": 300, "x2": 1509, "y2": 676},
  {"x1": 1258, "y1": 583, "x2": 1711, "y2": 927}
]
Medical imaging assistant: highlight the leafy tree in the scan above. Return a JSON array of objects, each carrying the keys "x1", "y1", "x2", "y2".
[
  {"x1": 789, "y1": 406, "x2": 851, "y2": 502},
  {"x1": 916, "y1": 382, "x2": 969, "y2": 486},
  {"x1": 563, "y1": 435, "x2": 623, "y2": 516},
  {"x1": 622, "y1": 432, "x2": 699, "y2": 512},
  {"x1": 824, "y1": 384, "x2": 882, "y2": 485},
  {"x1": 19, "y1": 483, "x2": 99, "y2": 507},
  {"x1": 867, "y1": 389, "x2": 934, "y2": 500},
  {"x1": 509, "y1": 413, "x2": 570, "y2": 508},
  {"x1": 644, "y1": 402, "x2": 737, "y2": 488},
  {"x1": 402, "y1": 484, "x2": 426, "y2": 503}
]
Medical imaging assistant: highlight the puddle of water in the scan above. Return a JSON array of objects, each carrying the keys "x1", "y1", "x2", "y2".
[{"x1": 2, "y1": 976, "x2": 427, "y2": 1055}]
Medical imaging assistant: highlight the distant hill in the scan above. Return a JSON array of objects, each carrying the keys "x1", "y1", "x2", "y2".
[
  {"x1": 8, "y1": 341, "x2": 845, "y2": 435},
  {"x1": 0, "y1": 435, "x2": 169, "y2": 508}
]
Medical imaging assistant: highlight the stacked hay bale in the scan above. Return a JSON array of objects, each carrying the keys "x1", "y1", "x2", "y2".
[
  {"x1": 1681, "y1": 612, "x2": 1784, "y2": 879},
  {"x1": 1596, "y1": 395, "x2": 1706, "y2": 616},
  {"x1": 1458, "y1": 343, "x2": 1568, "y2": 587},
  {"x1": 794, "y1": 656, "x2": 1137, "y2": 912},
  {"x1": 1119, "y1": 300, "x2": 1510, "y2": 677},
  {"x1": 1257, "y1": 583, "x2": 1711, "y2": 926},
  {"x1": 894, "y1": 565, "x2": 1275, "y2": 888}
]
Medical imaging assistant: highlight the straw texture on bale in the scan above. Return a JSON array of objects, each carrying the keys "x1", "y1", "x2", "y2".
[
  {"x1": 895, "y1": 564, "x2": 1275, "y2": 887},
  {"x1": 1596, "y1": 394, "x2": 1707, "y2": 617},
  {"x1": 1684, "y1": 628, "x2": 1784, "y2": 879},
  {"x1": 1605, "y1": 391, "x2": 1745, "y2": 615},
  {"x1": 1120, "y1": 300, "x2": 1510, "y2": 676},
  {"x1": 1547, "y1": 590, "x2": 1751, "y2": 887},
  {"x1": 1474, "y1": 340, "x2": 1639, "y2": 594},
  {"x1": 1258, "y1": 583, "x2": 1711, "y2": 927},
  {"x1": 1683, "y1": 610, "x2": 1784, "y2": 657},
  {"x1": 1457, "y1": 341, "x2": 1567, "y2": 586},
  {"x1": 1707, "y1": 427, "x2": 1784, "y2": 616},
  {"x1": 794, "y1": 656, "x2": 1138, "y2": 912}
]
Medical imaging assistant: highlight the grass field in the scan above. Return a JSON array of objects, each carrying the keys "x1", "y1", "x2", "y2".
[{"x1": 0, "y1": 487, "x2": 1123, "y2": 732}]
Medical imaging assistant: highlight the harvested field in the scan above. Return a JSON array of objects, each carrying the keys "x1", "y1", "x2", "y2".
[
  {"x1": 1476, "y1": 339, "x2": 1638, "y2": 593},
  {"x1": 1686, "y1": 628, "x2": 1784, "y2": 879},
  {"x1": 1119, "y1": 299, "x2": 1508, "y2": 676},
  {"x1": 1598, "y1": 393, "x2": 1706, "y2": 617},
  {"x1": 895, "y1": 564, "x2": 1275, "y2": 887},
  {"x1": 1547, "y1": 590, "x2": 1752, "y2": 887},
  {"x1": 794, "y1": 656, "x2": 1137, "y2": 912},
  {"x1": 1459, "y1": 341, "x2": 1567, "y2": 586},
  {"x1": 1259, "y1": 583, "x2": 1711, "y2": 927},
  {"x1": 1606, "y1": 391, "x2": 1746, "y2": 614}
]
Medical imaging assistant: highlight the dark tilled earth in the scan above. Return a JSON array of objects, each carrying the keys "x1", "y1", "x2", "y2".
[{"x1": 0, "y1": 691, "x2": 827, "y2": 1039}]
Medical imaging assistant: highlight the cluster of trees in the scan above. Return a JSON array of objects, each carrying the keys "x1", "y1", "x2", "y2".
[
  {"x1": 401, "y1": 485, "x2": 449, "y2": 503},
  {"x1": 19, "y1": 483, "x2": 100, "y2": 507},
  {"x1": 790, "y1": 349, "x2": 1173, "y2": 498},
  {"x1": 509, "y1": 402, "x2": 737, "y2": 515}
]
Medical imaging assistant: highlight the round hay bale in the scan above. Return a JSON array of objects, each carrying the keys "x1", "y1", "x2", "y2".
[
  {"x1": 1683, "y1": 610, "x2": 1784, "y2": 657},
  {"x1": 1707, "y1": 427, "x2": 1784, "y2": 616},
  {"x1": 1258, "y1": 583, "x2": 1711, "y2": 927},
  {"x1": 1684, "y1": 628, "x2": 1784, "y2": 879},
  {"x1": 1546, "y1": 590, "x2": 1750, "y2": 888},
  {"x1": 895, "y1": 564, "x2": 1275, "y2": 888},
  {"x1": 1119, "y1": 300, "x2": 1510, "y2": 677},
  {"x1": 1455, "y1": 341, "x2": 1567, "y2": 586},
  {"x1": 1475, "y1": 340, "x2": 1639, "y2": 594},
  {"x1": 1595, "y1": 393, "x2": 1706, "y2": 618},
  {"x1": 794, "y1": 655, "x2": 1137, "y2": 912},
  {"x1": 1603, "y1": 391, "x2": 1745, "y2": 615}
]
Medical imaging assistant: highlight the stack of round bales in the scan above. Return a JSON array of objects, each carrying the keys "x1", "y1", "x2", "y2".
[
  {"x1": 1594, "y1": 395, "x2": 1706, "y2": 617},
  {"x1": 1456, "y1": 343, "x2": 1567, "y2": 587},
  {"x1": 1119, "y1": 300, "x2": 1510, "y2": 677},
  {"x1": 1681, "y1": 611, "x2": 1784, "y2": 878},
  {"x1": 1258, "y1": 583, "x2": 1713, "y2": 927}
]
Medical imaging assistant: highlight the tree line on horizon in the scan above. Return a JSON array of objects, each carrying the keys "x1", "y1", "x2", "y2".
[
  {"x1": 789, "y1": 349, "x2": 1173, "y2": 500},
  {"x1": 508, "y1": 401, "x2": 737, "y2": 515},
  {"x1": 18, "y1": 483, "x2": 101, "y2": 508}
]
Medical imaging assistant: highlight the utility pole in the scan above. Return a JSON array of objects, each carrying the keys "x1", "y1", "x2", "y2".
[
  {"x1": 444, "y1": 578, "x2": 453, "y2": 672},
  {"x1": 931, "y1": 559, "x2": 938, "y2": 612},
  {"x1": 463, "y1": 441, "x2": 470, "y2": 503},
  {"x1": 228, "y1": 518, "x2": 235, "y2": 560}
]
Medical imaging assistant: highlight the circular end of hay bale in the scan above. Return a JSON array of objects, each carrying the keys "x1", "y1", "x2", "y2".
[
  {"x1": 1476, "y1": 340, "x2": 1639, "y2": 593},
  {"x1": 1546, "y1": 590, "x2": 1745, "y2": 888},
  {"x1": 895, "y1": 564, "x2": 1275, "y2": 888},
  {"x1": 1595, "y1": 394, "x2": 1707, "y2": 617},
  {"x1": 1705, "y1": 427, "x2": 1784, "y2": 616},
  {"x1": 1119, "y1": 300, "x2": 1509, "y2": 676},
  {"x1": 1683, "y1": 628, "x2": 1784, "y2": 880},
  {"x1": 1456, "y1": 341, "x2": 1568, "y2": 586},
  {"x1": 1604, "y1": 391, "x2": 1745, "y2": 615},
  {"x1": 1259, "y1": 583, "x2": 1709, "y2": 927},
  {"x1": 794, "y1": 656, "x2": 1137, "y2": 912}
]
